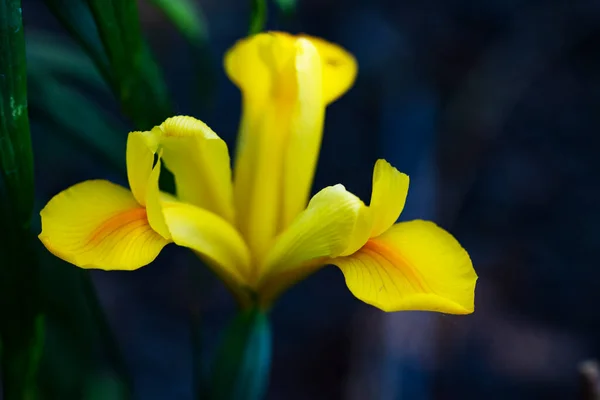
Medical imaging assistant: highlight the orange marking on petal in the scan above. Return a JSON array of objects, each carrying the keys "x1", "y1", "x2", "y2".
[
  {"x1": 361, "y1": 238, "x2": 430, "y2": 293},
  {"x1": 86, "y1": 207, "x2": 149, "y2": 246}
]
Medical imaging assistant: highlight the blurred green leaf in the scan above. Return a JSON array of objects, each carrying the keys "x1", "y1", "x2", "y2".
[
  {"x1": 147, "y1": 0, "x2": 217, "y2": 110},
  {"x1": 0, "y1": 286, "x2": 44, "y2": 400},
  {"x1": 35, "y1": 250, "x2": 131, "y2": 400},
  {"x1": 274, "y1": 0, "x2": 296, "y2": 16},
  {"x1": 86, "y1": 0, "x2": 172, "y2": 130},
  {"x1": 249, "y1": 0, "x2": 267, "y2": 35},
  {"x1": 83, "y1": 373, "x2": 129, "y2": 400},
  {"x1": 26, "y1": 32, "x2": 108, "y2": 90},
  {"x1": 0, "y1": 228, "x2": 44, "y2": 400},
  {"x1": 45, "y1": 0, "x2": 175, "y2": 189},
  {"x1": 42, "y1": 0, "x2": 113, "y2": 89},
  {"x1": 44, "y1": 0, "x2": 172, "y2": 130},
  {"x1": 28, "y1": 76, "x2": 126, "y2": 176},
  {"x1": 210, "y1": 307, "x2": 272, "y2": 400},
  {"x1": 26, "y1": 32, "x2": 126, "y2": 176},
  {"x1": 147, "y1": 0, "x2": 209, "y2": 47}
]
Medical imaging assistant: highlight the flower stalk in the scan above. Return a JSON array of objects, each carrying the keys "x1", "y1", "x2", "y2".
[
  {"x1": 210, "y1": 306, "x2": 272, "y2": 400},
  {"x1": 248, "y1": 0, "x2": 267, "y2": 35}
]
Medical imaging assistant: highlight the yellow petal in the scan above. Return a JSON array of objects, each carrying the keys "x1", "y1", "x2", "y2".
[
  {"x1": 126, "y1": 130, "x2": 157, "y2": 206},
  {"x1": 301, "y1": 34, "x2": 357, "y2": 105},
  {"x1": 224, "y1": 32, "x2": 288, "y2": 104},
  {"x1": 369, "y1": 159, "x2": 410, "y2": 237},
  {"x1": 226, "y1": 32, "x2": 333, "y2": 258},
  {"x1": 161, "y1": 200, "x2": 252, "y2": 292},
  {"x1": 155, "y1": 116, "x2": 234, "y2": 222},
  {"x1": 226, "y1": 32, "x2": 300, "y2": 259},
  {"x1": 280, "y1": 38, "x2": 325, "y2": 230},
  {"x1": 257, "y1": 184, "x2": 366, "y2": 304},
  {"x1": 141, "y1": 151, "x2": 251, "y2": 302},
  {"x1": 145, "y1": 157, "x2": 171, "y2": 239},
  {"x1": 332, "y1": 220, "x2": 477, "y2": 314},
  {"x1": 39, "y1": 180, "x2": 169, "y2": 270}
]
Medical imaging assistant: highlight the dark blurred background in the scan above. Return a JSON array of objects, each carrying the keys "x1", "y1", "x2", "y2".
[{"x1": 22, "y1": 0, "x2": 600, "y2": 399}]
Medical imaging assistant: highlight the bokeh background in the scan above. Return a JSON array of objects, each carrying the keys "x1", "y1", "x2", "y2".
[{"x1": 16, "y1": 0, "x2": 600, "y2": 398}]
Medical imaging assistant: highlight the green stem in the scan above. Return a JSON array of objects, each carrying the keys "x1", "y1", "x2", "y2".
[
  {"x1": 210, "y1": 306, "x2": 272, "y2": 400},
  {"x1": 248, "y1": 0, "x2": 267, "y2": 35}
]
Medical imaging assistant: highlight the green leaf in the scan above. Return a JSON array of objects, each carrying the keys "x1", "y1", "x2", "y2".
[
  {"x1": 26, "y1": 33, "x2": 126, "y2": 176},
  {"x1": 147, "y1": 0, "x2": 209, "y2": 47},
  {"x1": 28, "y1": 76, "x2": 127, "y2": 176},
  {"x1": 26, "y1": 31, "x2": 108, "y2": 90},
  {"x1": 0, "y1": 0, "x2": 34, "y2": 229},
  {"x1": 249, "y1": 0, "x2": 267, "y2": 35},
  {"x1": 41, "y1": 0, "x2": 113, "y2": 89},
  {"x1": 45, "y1": 0, "x2": 175, "y2": 189},
  {"x1": 0, "y1": 307, "x2": 44, "y2": 400},
  {"x1": 0, "y1": 3, "x2": 44, "y2": 398},
  {"x1": 83, "y1": 373, "x2": 129, "y2": 400},
  {"x1": 0, "y1": 226, "x2": 44, "y2": 400},
  {"x1": 86, "y1": 0, "x2": 172, "y2": 130},
  {"x1": 35, "y1": 252, "x2": 131, "y2": 400},
  {"x1": 146, "y1": 0, "x2": 217, "y2": 110},
  {"x1": 44, "y1": 0, "x2": 172, "y2": 130},
  {"x1": 210, "y1": 307, "x2": 272, "y2": 400}
]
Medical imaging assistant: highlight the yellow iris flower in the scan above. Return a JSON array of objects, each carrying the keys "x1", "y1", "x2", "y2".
[{"x1": 39, "y1": 32, "x2": 477, "y2": 313}]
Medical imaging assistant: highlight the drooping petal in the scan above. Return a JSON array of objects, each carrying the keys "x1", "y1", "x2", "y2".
[
  {"x1": 301, "y1": 34, "x2": 357, "y2": 105},
  {"x1": 154, "y1": 116, "x2": 235, "y2": 222},
  {"x1": 257, "y1": 184, "x2": 366, "y2": 304},
  {"x1": 161, "y1": 200, "x2": 252, "y2": 293},
  {"x1": 332, "y1": 220, "x2": 477, "y2": 314},
  {"x1": 126, "y1": 130, "x2": 158, "y2": 206},
  {"x1": 39, "y1": 180, "x2": 169, "y2": 270},
  {"x1": 369, "y1": 159, "x2": 410, "y2": 237}
]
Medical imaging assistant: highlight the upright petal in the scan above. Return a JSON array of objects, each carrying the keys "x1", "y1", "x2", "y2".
[
  {"x1": 39, "y1": 180, "x2": 169, "y2": 270},
  {"x1": 126, "y1": 130, "x2": 158, "y2": 206},
  {"x1": 145, "y1": 157, "x2": 171, "y2": 239},
  {"x1": 224, "y1": 32, "x2": 282, "y2": 105},
  {"x1": 257, "y1": 184, "x2": 366, "y2": 304},
  {"x1": 280, "y1": 38, "x2": 325, "y2": 229},
  {"x1": 154, "y1": 116, "x2": 235, "y2": 222},
  {"x1": 301, "y1": 34, "x2": 357, "y2": 105},
  {"x1": 226, "y1": 32, "x2": 357, "y2": 260},
  {"x1": 369, "y1": 160, "x2": 410, "y2": 237},
  {"x1": 332, "y1": 220, "x2": 477, "y2": 314},
  {"x1": 226, "y1": 33, "x2": 305, "y2": 259}
]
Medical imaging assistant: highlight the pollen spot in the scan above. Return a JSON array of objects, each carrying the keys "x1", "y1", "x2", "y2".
[{"x1": 325, "y1": 57, "x2": 343, "y2": 67}]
